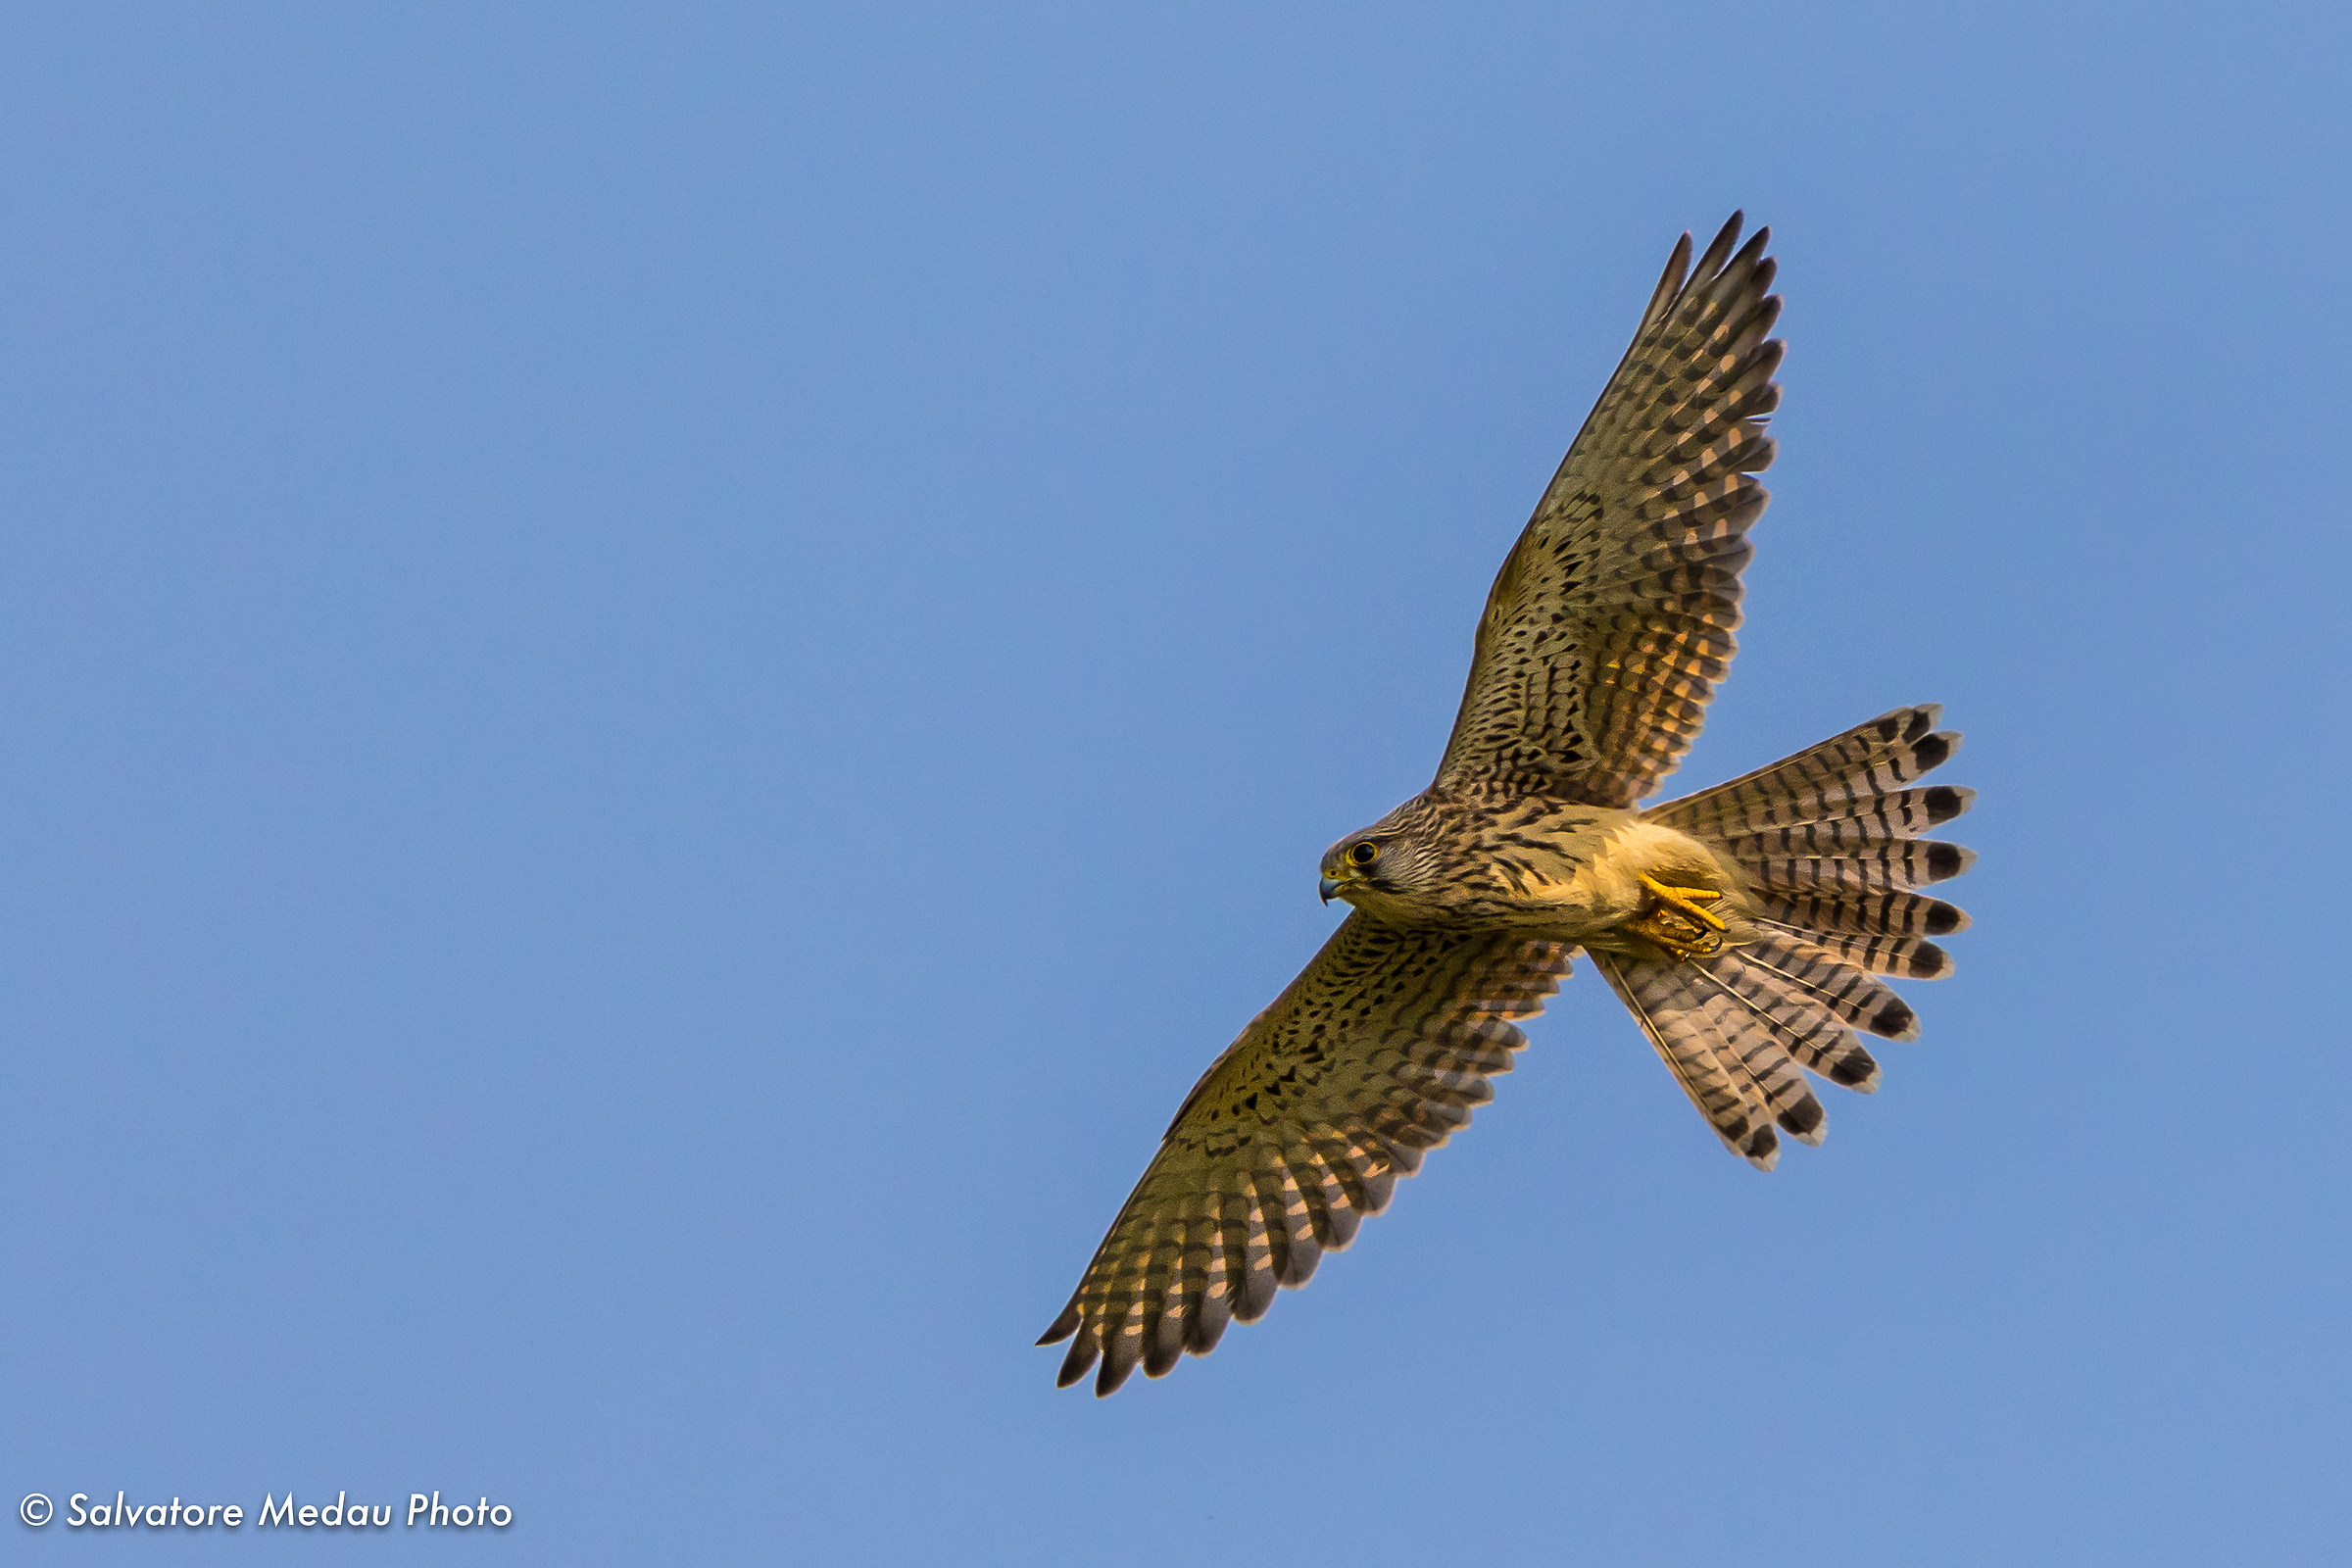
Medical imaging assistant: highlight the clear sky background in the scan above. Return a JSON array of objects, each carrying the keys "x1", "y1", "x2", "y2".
[{"x1": 5, "y1": 3, "x2": 2347, "y2": 1563}]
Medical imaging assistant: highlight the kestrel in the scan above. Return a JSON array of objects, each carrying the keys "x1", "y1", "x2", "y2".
[{"x1": 1040, "y1": 215, "x2": 1975, "y2": 1396}]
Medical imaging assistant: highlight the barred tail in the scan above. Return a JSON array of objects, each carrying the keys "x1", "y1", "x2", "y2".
[{"x1": 1606, "y1": 707, "x2": 1976, "y2": 1166}]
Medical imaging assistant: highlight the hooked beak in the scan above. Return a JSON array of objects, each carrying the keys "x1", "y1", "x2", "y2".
[{"x1": 1318, "y1": 875, "x2": 1342, "y2": 905}]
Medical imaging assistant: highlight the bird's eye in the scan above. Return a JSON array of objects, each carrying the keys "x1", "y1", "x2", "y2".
[{"x1": 1348, "y1": 842, "x2": 1378, "y2": 866}]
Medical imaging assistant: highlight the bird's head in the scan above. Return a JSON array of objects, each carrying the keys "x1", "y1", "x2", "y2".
[{"x1": 1317, "y1": 808, "x2": 1445, "y2": 911}]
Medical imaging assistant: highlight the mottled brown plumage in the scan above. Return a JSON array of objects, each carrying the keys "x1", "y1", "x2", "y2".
[{"x1": 1041, "y1": 216, "x2": 1977, "y2": 1395}]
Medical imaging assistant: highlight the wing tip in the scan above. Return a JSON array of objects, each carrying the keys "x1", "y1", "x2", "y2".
[
  {"x1": 1036, "y1": 1301, "x2": 1082, "y2": 1347},
  {"x1": 1054, "y1": 1330, "x2": 1100, "y2": 1389}
]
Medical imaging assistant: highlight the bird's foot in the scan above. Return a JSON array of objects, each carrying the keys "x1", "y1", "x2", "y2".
[{"x1": 1636, "y1": 874, "x2": 1729, "y2": 960}]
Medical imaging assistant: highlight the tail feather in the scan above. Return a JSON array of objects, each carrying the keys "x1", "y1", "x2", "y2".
[
  {"x1": 1596, "y1": 954, "x2": 1788, "y2": 1169},
  {"x1": 1757, "y1": 783, "x2": 1973, "y2": 837},
  {"x1": 1757, "y1": 890, "x2": 1969, "y2": 939},
  {"x1": 1692, "y1": 944, "x2": 1884, "y2": 1090},
  {"x1": 1737, "y1": 839, "x2": 1976, "y2": 896},
  {"x1": 1650, "y1": 706, "x2": 1961, "y2": 838},
  {"x1": 1729, "y1": 929, "x2": 1920, "y2": 1041},
  {"x1": 1713, "y1": 793, "x2": 1972, "y2": 854},
  {"x1": 1606, "y1": 706, "x2": 1979, "y2": 1165},
  {"x1": 1700, "y1": 980, "x2": 1829, "y2": 1145},
  {"x1": 1754, "y1": 917, "x2": 1952, "y2": 980},
  {"x1": 1747, "y1": 1040, "x2": 1828, "y2": 1145}
]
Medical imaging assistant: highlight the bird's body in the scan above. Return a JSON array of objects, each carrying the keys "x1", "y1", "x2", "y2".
[
  {"x1": 1041, "y1": 215, "x2": 1977, "y2": 1396},
  {"x1": 1318, "y1": 786, "x2": 1751, "y2": 962}
]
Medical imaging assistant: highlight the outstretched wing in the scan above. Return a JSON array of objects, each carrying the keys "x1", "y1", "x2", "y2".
[
  {"x1": 1039, "y1": 916, "x2": 1571, "y2": 1396},
  {"x1": 1435, "y1": 214, "x2": 1785, "y2": 807}
]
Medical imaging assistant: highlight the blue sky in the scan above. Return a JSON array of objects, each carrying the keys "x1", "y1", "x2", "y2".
[{"x1": 5, "y1": 3, "x2": 2348, "y2": 1562}]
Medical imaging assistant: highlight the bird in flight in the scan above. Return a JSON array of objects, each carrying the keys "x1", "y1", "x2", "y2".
[{"x1": 1040, "y1": 215, "x2": 1975, "y2": 1396}]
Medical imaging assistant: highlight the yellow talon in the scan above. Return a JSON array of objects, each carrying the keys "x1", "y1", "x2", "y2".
[
  {"x1": 1640, "y1": 874, "x2": 1729, "y2": 930},
  {"x1": 1636, "y1": 873, "x2": 1730, "y2": 960}
]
